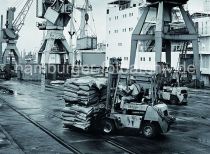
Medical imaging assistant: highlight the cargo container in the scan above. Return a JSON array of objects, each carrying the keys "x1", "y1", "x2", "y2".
[{"x1": 77, "y1": 37, "x2": 97, "y2": 50}]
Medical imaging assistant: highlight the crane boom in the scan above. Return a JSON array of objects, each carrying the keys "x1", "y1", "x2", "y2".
[{"x1": 12, "y1": 0, "x2": 34, "y2": 33}]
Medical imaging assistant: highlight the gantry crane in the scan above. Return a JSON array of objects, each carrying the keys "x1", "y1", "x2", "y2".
[{"x1": 1, "y1": 0, "x2": 34, "y2": 64}]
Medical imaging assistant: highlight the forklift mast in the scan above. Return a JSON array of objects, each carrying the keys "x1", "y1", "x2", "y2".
[{"x1": 105, "y1": 58, "x2": 122, "y2": 110}]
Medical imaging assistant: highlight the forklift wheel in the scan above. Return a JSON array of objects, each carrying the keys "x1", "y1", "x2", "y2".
[
  {"x1": 142, "y1": 123, "x2": 158, "y2": 138},
  {"x1": 102, "y1": 119, "x2": 115, "y2": 134},
  {"x1": 170, "y1": 96, "x2": 179, "y2": 105}
]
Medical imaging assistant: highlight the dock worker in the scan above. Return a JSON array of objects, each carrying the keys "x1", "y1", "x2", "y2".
[{"x1": 120, "y1": 76, "x2": 143, "y2": 109}]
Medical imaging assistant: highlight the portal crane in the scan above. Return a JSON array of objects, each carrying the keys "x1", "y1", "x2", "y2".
[
  {"x1": 37, "y1": 0, "x2": 74, "y2": 64},
  {"x1": 129, "y1": 0, "x2": 201, "y2": 81},
  {"x1": 36, "y1": 0, "x2": 73, "y2": 91},
  {"x1": 1, "y1": 0, "x2": 34, "y2": 64}
]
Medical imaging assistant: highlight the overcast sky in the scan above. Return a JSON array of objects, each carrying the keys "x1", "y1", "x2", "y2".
[{"x1": 0, "y1": 0, "x2": 205, "y2": 53}]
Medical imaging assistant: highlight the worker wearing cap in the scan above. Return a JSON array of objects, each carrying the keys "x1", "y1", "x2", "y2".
[{"x1": 120, "y1": 76, "x2": 142, "y2": 109}]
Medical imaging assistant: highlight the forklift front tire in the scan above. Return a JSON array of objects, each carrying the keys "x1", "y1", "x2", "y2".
[
  {"x1": 102, "y1": 119, "x2": 115, "y2": 134},
  {"x1": 142, "y1": 123, "x2": 158, "y2": 138}
]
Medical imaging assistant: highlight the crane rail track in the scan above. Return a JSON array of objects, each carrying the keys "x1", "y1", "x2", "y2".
[{"x1": 0, "y1": 97, "x2": 82, "y2": 154}]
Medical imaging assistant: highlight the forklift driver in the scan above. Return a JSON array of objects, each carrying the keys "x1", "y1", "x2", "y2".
[{"x1": 120, "y1": 76, "x2": 143, "y2": 109}]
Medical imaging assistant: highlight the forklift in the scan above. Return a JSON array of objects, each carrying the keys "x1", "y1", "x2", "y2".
[
  {"x1": 155, "y1": 62, "x2": 189, "y2": 105},
  {"x1": 101, "y1": 58, "x2": 175, "y2": 138}
]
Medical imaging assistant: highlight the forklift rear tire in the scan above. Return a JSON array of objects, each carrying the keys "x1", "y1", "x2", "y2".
[
  {"x1": 142, "y1": 123, "x2": 158, "y2": 138},
  {"x1": 102, "y1": 119, "x2": 115, "y2": 134}
]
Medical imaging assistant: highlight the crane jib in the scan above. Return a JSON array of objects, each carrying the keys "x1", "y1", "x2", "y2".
[{"x1": 12, "y1": 0, "x2": 34, "y2": 33}]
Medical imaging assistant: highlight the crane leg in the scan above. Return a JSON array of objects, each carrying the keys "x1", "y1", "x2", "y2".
[
  {"x1": 44, "y1": 39, "x2": 54, "y2": 64},
  {"x1": 165, "y1": 41, "x2": 171, "y2": 66},
  {"x1": 62, "y1": 40, "x2": 73, "y2": 65},
  {"x1": 130, "y1": 7, "x2": 149, "y2": 67},
  {"x1": 2, "y1": 43, "x2": 20, "y2": 64},
  {"x1": 179, "y1": 5, "x2": 201, "y2": 80},
  {"x1": 2, "y1": 49, "x2": 10, "y2": 64},
  {"x1": 155, "y1": 1, "x2": 164, "y2": 74},
  {"x1": 192, "y1": 40, "x2": 201, "y2": 80},
  {"x1": 38, "y1": 53, "x2": 42, "y2": 64},
  {"x1": 13, "y1": 46, "x2": 20, "y2": 64}
]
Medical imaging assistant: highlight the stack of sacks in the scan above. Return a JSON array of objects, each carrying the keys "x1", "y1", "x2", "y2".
[
  {"x1": 62, "y1": 76, "x2": 107, "y2": 130},
  {"x1": 99, "y1": 87, "x2": 107, "y2": 104}
]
